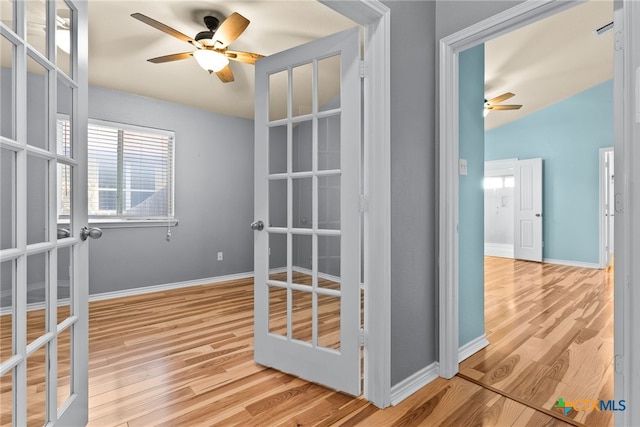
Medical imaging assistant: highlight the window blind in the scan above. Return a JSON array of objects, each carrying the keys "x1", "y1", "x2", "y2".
[{"x1": 57, "y1": 119, "x2": 175, "y2": 220}]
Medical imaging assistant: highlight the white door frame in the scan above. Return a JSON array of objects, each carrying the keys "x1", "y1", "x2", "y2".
[
  {"x1": 318, "y1": 0, "x2": 391, "y2": 408},
  {"x1": 599, "y1": 146, "x2": 614, "y2": 269},
  {"x1": 439, "y1": 0, "x2": 640, "y2": 424}
]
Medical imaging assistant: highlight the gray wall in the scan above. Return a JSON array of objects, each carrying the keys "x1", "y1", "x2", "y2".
[
  {"x1": 386, "y1": 0, "x2": 437, "y2": 386},
  {"x1": 386, "y1": 0, "x2": 525, "y2": 387},
  {"x1": 87, "y1": 86, "x2": 254, "y2": 295}
]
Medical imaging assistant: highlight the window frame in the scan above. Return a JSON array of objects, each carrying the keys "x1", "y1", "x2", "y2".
[{"x1": 57, "y1": 117, "x2": 178, "y2": 227}]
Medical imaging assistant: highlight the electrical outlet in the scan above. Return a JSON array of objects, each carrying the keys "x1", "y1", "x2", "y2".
[{"x1": 217, "y1": 252, "x2": 223, "y2": 261}]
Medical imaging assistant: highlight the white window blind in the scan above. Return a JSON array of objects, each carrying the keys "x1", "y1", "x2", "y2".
[{"x1": 57, "y1": 119, "x2": 175, "y2": 220}]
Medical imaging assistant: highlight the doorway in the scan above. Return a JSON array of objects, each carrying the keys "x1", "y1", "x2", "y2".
[{"x1": 438, "y1": 0, "x2": 637, "y2": 425}]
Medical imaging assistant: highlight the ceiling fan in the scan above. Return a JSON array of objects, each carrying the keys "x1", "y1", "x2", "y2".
[
  {"x1": 484, "y1": 92, "x2": 522, "y2": 115},
  {"x1": 131, "y1": 11, "x2": 265, "y2": 83}
]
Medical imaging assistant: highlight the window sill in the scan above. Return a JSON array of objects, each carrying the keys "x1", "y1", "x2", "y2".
[
  {"x1": 57, "y1": 219, "x2": 179, "y2": 229},
  {"x1": 88, "y1": 219, "x2": 179, "y2": 229}
]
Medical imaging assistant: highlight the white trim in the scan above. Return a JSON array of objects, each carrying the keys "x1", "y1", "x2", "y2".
[
  {"x1": 599, "y1": 147, "x2": 614, "y2": 269},
  {"x1": 438, "y1": 0, "x2": 585, "y2": 380},
  {"x1": 320, "y1": 0, "x2": 391, "y2": 408},
  {"x1": 484, "y1": 243, "x2": 514, "y2": 259},
  {"x1": 459, "y1": 334, "x2": 489, "y2": 363},
  {"x1": 390, "y1": 362, "x2": 439, "y2": 406},
  {"x1": 89, "y1": 272, "x2": 254, "y2": 302},
  {"x1": 542, "y1": 258, "x2": 601, "y2": 270},
  {"x1": 0, "y1": 272, "x2": 255, "y2": 316}
]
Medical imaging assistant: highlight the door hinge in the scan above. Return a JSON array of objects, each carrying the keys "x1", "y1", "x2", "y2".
[
  {"x1": 615, "y1": 30, "x2": 623, "y2": 51},
  {"x1": 615, "y1": 354, "x2": 624, "y2": 374},
  {"x1": 359, "y1": 195, "x2": 369, "y2": 213},
  {"x1": 359, "y1": 60, "x2": 367, "y2": 79},
  {"x1": 615, "y1": 193, "x2": 624, "y2": 213},
  {"x1": 360, "y1": 328, "x2": 365, "y2": 347}
]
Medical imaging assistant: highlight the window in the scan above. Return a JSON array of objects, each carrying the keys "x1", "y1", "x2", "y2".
[{"x1": 57, "y1": 119, "x2": 175, "y2": 221}]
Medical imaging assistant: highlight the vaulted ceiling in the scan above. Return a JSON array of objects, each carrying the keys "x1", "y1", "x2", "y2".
[{"x1": 484, "y1": 0, "x2": 613, "y2": 130}]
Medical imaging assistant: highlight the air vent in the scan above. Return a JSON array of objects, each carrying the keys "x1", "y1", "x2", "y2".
[{"x1": 594, "y1": 21, "x2": 614, "y2": 37}]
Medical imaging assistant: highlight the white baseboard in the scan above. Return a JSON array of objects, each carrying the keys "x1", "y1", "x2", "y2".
[
  {"x1": 542, "y1": 258, "x2": 601, "y2": 269},
  {"x1": 390, "y1": 361, "x2": 440, "y2": 406},
  {"x1": 459, "y1": 334, "x2": 489, "y2": 363},
  {"x1": 89, "y1": 271, "x2": 254, "y2": 302},
  {"x1": 484, "y1": 243, "x2": 514, "y2": 258},
  {"x1": 0, "y1": 272, "x2": 254, "y2": 315}
]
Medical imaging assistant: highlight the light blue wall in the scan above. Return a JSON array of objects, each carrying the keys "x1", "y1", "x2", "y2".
[
  {"x1": 486, "y1": 80, "x2": 613, "y2": 264},
  {"x1": 458, "y1": 44, "x2": 485, "y2": 347}
]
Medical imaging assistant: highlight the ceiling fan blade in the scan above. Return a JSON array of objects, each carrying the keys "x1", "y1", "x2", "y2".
[
  {"x1": 487, "y1": 92, "x2": 515, "y2": 105},
  {"x1": 131, "y1": 13, "x2": 202, "y2": 49},
  {"x1": 147, "y1": 52, "x2": 193, "y2": 64},
  {"x1": 215, "y1": 64, "x2": 235, "y2": 83},
  {"x1": 487, "y1": 104, "x2": 522, "y2": 110},
  {"x1": 224, "y1": 50, "x2": 264, "y2": 65},
  {"x1": 213, "y1": 12, "x2": 250, "y2": 49}
]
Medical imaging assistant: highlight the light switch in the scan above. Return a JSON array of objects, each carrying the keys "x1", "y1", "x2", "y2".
[
  {"x1": 459, "y1": 159, "x2": 468, "y2": 176},
  {"x1": 636, "y1": 67, "x2": 640, "y2": 123}
]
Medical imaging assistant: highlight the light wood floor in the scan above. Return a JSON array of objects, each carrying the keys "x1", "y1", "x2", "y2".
[
  {"x1": 0, "y1": 257, "x2": 612, "y2": 426},
  {"x1": 460, "y1": 257, "x2": 614, "y2": 427}
]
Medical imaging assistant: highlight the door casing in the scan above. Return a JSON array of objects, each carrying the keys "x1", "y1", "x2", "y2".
[
  {"x1": 316, "y1": 0, "x2": 391, "y2": 408},
  {"x1": 438, "y1": 0, "x2": 640, "y2": 425}
]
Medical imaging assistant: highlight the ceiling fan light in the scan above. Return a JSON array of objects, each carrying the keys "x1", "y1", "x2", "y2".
[
  {"x1": 56, "y1": 28, "x2": 71, "y2": 54},
  {"x1": 193, "y1": 49, "x2": 229, "y2": 72}
]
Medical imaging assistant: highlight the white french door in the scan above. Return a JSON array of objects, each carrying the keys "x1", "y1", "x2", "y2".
[
  {"x1": 514, "y1": 158, "x2": 543, "y2": 262},
  {"x1": 253, "y1": 27, "x2": 361, "y2": 395},
  {"x1": 1, "y1": 0, "x2": 90, "y2": 425}
]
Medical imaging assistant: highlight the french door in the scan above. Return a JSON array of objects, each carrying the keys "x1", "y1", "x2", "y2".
[
  {"x1": 253, "y1": 27, "x2": 362, "y2": 395},
  {"x1": 1, "y1": 0, "x2": 89, "y2": 425}
]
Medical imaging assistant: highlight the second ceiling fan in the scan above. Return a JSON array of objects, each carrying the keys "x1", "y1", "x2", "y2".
[
  {"x1": 484, "y1": 92, "x2": 522, "y2": 114},
  {"x1": 131, "y1": 11, "x2": 264, "y2": 83}
]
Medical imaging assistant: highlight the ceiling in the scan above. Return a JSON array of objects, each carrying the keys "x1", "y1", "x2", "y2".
[
  {"x1": 484, "y1": 0, "x2": 613, "y2": 130},
  {"x1": 87, "y1": 1, "x2": 356, "y2": 120},
  {"x1": 3, "y1": 1, "x2": 613, "y2": 126}
]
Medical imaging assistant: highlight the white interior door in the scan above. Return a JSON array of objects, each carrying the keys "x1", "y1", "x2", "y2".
[
  {"x1": 1, "y1": 1, "x2": 90, "y2": 425},
  {"x1": 253, "y1": 27, "x2": 361, "y2": 395},
  {"x1": 513, "y1": 158, "x2": 543, "y2": 262}
]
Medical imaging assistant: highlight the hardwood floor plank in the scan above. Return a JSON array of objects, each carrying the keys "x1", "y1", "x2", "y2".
[{"x1": 1, "y1": 257, "x2": 613, "y2": 426}]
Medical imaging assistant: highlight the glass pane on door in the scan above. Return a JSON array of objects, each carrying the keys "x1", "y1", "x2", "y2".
[
  {"x1": 26, "y1": 55, "x2": 49, "y2": 150},
  {"x1": 27, "y1": 155, "x2": 50, "y2": 245},
  {"x1": 292, "y1": 62, "x2": 312, "y2": 116},
  {"x1": 1, "y1": 148, "x2": 16, "y2": 250},
  {"x1": 26, "y1": 346, "x2": 47, "y2": 427},
  {"x1": 317, "y1": 294, "x2": 341, "y2": 350},
  {"x1": 318, "y1": 55, "x2": 341, "y2": 112},
  {"x1": 0, "y1": 35, "x2": 16, "y2": 140},
  {"x1": 292, "y1": 121, "x2": 312, "y2": 173},
  {"x1": 57, "y1": 245, "x2": 72, "y2": 319},
  {"x1": 55, "y1": 0, "x2": 73, "y2": 77},
  {"x1": 269, "y1": 70, "x2": 287, "y2": 121},
  {"x1": 57, "y1": 327, "x2": 71, "y2": 411},
  {"x1": 0, "y1": 369, "x2": 13, "y2": 426},
  {"x1": 291, "y1": 289, "x2": 313, "y2": 343},
  {"x1": 26, "y1": 252, "x2": 48, "y2": 344},
  {"x1": 26, "y1": 0, "x2": 48, "y2": 57},
  {"x1": 57, "y1": 78, "x2": 73, "y2": 157},
  {"x1": 0, "y1": 260, "x2": 15, "y2": 364}
]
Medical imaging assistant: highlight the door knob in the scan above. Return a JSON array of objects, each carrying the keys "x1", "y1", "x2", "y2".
[
  {"x1": 250, "y1": 220, "x2": 264, "y2": 231},
  {"x1": 535, "y1": 213, "x2": 541, "y2": 217},
  {"x1": 80, "y1": 226, "x2": 103, "y2": 241},
  {"x1": 57, "y1": 228, "x2": 71, "y2": 239}
]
